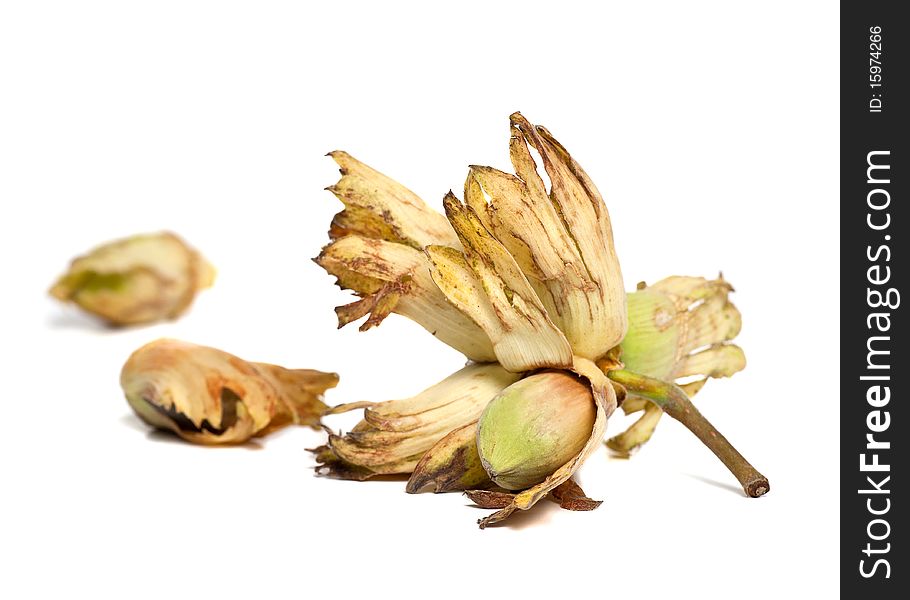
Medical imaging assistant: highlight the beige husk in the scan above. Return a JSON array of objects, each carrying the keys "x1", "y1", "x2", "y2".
[
  {"x1": 122, "y1": 339, "x2": 337, "y2": 445},
  {"x1": 50, "y1": 232, "x2": 214, "y2": 326},
  {"x1": 313, "y1": 364, "x2": 519, "y2": 479},
  {"x1": 313, "y1": 113, "x2": 754, "y2": 527}
]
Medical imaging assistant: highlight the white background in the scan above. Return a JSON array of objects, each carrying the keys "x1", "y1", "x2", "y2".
[{"x1": 0, "y1": 2, "x2": 839, "y2": 598}]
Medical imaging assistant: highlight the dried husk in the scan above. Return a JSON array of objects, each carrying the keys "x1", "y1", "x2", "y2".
[
  {"x1": 315, "y1": 235, "x2": 496, "y2": 361},
  {"x1": 426, "y1": 194, "x2": 574, "y2": 372},
  {"x1": 465, "y1": 113, "x2": 627, "y2": 361},
  {"x1": 466, "y1": 478, "x2": 602, "y2": 511},
  {"x1": 406, "y1": 421, "x2": 489, "y2": 493},
  {"x1": 121, "y1": 339, "x2": 337, "y2": 444},
  {"x1": 313, "y1": 363, "x2": 520, "y2": 479},
  {"x1": 50, "y1": 232, "x2": 214, "y2": 326},
  {"x1": 316, "y1": 152, "x2": 497, "y2": 361},
  {"x1": 547, "y1": 478, "x2": 603, "y2": 511},
  {"x1": 317, "y1": 114, "x2": 629, "y2": 369},
  {"x1": 326, "y1": 150, "x2": 459, "y2": 250},
  {"x1": 313, "y1": 114, "x2": 644, "y2": 528}
]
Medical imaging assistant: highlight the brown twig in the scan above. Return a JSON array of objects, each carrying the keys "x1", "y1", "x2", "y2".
[{"x1": 606, "y1": 369, "x2": 769, "y2": 498}]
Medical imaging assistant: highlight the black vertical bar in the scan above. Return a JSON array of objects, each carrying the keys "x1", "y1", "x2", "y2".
[{"x1": 841, "y1": 2, "x2": 905, "y2": 595}]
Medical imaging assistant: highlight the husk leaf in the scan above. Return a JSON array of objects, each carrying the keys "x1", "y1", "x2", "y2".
[
  {"x1": 508, "y1": 113, "x2": 627, "y2": 355},
  {"x1": 315, "y1": 235, "x2": 496, "y2": 361},
  {"x1": 50, "y1": 232, "x2": 214, "y2": 326},
  {"x1": 461, "y1": 114, "x2": 626, "y2": 360},
  {"x1": 406, "y1": 421, "x2": 491, "y2": 493},
  {"x1": 426, "y1": 194, "x2": 573, "y2": 373},
  {"x1": 315, "y1": 363, "x2": 519, "y2": 478},
  {"x1": 121, "y1": 339, "x2": 337, "y2": 444},
  {"x1": 326, "y1": 150, "x2": 459, "y2": 250}
]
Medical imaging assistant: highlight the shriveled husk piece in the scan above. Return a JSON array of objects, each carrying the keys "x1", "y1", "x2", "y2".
[
  {"x1": 317, "y1": 113, "x2": 629, "y2": 370},
  {"x1": 50, "y1": 232, "x2": 214, "y2": 326},
  {"x1": 464, "y1": 113, "x2": 627, "y2": 361},
  {"x1": 313, "y1": 363, "x2": 520, "y2": 480},
  {"x1": 325, "y1": 150, "x2": 460, "y2": 250},
  {"x1": 465, "y1": 477, "x2": 602, "y2": 512},
  {"x1": 426, "y1": 194, "x2": 574, "y2": 372},
  {"x1": 607, "y1": 275, "x2": 746, "y2": 454},
  {"x1": 315, "y1": 235, "x2": 496, "y2": 361},
  {"x1": 316, "y1": 152, "x2": 496, "y2": 362},
  {"x1": 406, "y1": 421, "x2": 489, "y2": 493},
  {"x1": 122, "y1": 339, "x2": 337, "y2": 445}
]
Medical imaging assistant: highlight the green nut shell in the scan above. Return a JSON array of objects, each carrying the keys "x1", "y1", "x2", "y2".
[{"x1": 476, "y1": 371, "x2": 595, "y2": 491}]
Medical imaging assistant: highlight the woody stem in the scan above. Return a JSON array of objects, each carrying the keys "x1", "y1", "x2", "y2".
[{"x1": 606, "y1": 369, "x2": 769, "y2": 498}]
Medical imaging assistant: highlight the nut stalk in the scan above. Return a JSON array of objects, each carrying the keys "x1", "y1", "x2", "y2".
[{"x1": 606, "y1": 369, "x2": 769, "y2": 498}]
